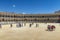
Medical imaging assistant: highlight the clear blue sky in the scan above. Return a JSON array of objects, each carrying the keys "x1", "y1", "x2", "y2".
[{"x1": 0, "y1": 0, "x2": 60, "y2": 14}]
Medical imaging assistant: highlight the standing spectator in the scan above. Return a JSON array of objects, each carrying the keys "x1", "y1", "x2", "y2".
[
  {"x1": 10, "y1": 24, "x2": 12, "y2": 28},
  {"x1": 47, "y1": 25, "x2": 51, "y2": 31},
  {"x1": 29, "y1": 24, "x2": 32, "y2": 27},
  {"x1": 19, "y1": 23, "x2": 21, "y2": 27},
  {"x1": 36, "y1": 24, "x2": 39, "y2": 27},
  {"x1": 0, "y1": 24, "x2": 1, "y2": 28}
]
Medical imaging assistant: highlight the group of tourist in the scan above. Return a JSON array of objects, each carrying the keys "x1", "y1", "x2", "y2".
[
  {"x1": 47, "y1": 25, "x2": 56, "y2": 31},
  {"x1": 0, "y1": 23, "x2": 56, "y2": 31},
  {"x1": 13, "y1": 23, "x2": 56, "y2": 31},
  {"x1": 10, "y1": 23, "x2": 56, "y2": 31},
  {"x1": 16, "y1": 23, "x2": 39, "y2": 28}
]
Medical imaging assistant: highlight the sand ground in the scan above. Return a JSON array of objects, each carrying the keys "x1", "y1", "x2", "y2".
[{"x1": 0, "y1": 23, "x2": 60, "y2": 40}]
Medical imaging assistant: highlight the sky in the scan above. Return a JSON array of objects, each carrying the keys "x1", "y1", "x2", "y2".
[{"x1": 0, "y1": 0, "x2": 60, "y2": 14}]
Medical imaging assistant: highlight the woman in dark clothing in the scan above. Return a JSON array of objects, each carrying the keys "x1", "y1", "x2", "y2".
[{"x1": 51, "y1": 25, "x2": 56, "y2": 31}]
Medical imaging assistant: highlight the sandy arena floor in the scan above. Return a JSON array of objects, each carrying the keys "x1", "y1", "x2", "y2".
[{"x1": 0, "y1": 27, "x2": 60, "y2": 40}]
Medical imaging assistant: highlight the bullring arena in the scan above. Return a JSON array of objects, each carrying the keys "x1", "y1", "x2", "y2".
[{"x1": 0, "y1": 12, "x2": 60, "y2": 40}]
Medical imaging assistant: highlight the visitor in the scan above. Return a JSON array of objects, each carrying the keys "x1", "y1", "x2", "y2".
[
  {"x1": 47, "y1": 25, "x2": 51, "y2": 31},
  {"x1": 10, "y1": 24, "x2": 12, "y2": 28},
  {"x1": 0, "y1": 24, "x2": 1, "y2": 28},
  {"x1": 51, "y1": 25, "x2": 56, "y2": 31},
  {"x1": 19, "y1": 23, "x2": 21, "y2": 27},
  {"x1": 36, "y1": 24, "x2": 39, "y2": 27},
  {"x1": 29, "y1": 24, "x2": 32, "y2": 27}
]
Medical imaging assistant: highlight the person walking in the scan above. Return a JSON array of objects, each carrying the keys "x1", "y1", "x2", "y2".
[{"x1": 47, "y1": 25, "x2": 51, "y2": 31}]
